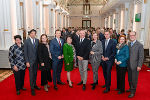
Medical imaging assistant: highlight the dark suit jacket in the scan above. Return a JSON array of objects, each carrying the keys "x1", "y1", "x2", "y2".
[
  {"x1": 76, "y1": 38, "x2": 91, "y2": 60},
  {"x1": 99, "y1": 33, "x2": 105, "y2": 41},
  {"x1": 72, "y1": 33, "x2": 80, "y2": 50},
  {"x1": 24, "y1": 38, "x2": 39, "y2": 66},
  {"x1": 102, "y1": 39, "x2": 116, "y2": 62},
  {"x1": 38, "y1": 43, "x2": 52, "y2": 71},
  {"x1": 50, "y1": 38, "x2": 64, "y2": 61}
]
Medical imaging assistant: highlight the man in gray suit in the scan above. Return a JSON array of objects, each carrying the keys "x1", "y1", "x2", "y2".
[
  {"x1": 127, "y1": 31, "x2": 144, "y2": 98},
  {"x1": 24, "y1": 29, "x2": 40, "y2": 96}
]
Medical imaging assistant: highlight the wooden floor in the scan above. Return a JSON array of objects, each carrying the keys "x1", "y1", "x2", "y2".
[{"x1": 0, "y1": 69, "x2": 13, "y2": 82}]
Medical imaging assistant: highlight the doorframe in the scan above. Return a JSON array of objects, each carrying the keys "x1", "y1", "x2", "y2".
[{"x1": 82, "y1": 20, "x2": 91, "y2": 28}]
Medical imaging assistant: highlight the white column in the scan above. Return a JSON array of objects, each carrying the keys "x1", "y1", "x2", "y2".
[
  {"x1": 133, "y1": 0, "x2": 137, "y2": 31},
  {"x1": 33, "y1": 0, "x2": 41, "y2": 39},
  {"x1": 124, "y1": 2, "x2": 130, "y2": 34},
  {"x1": 139, "y1": 0, "x2": 147, "y2": 45},
  {"x1": 49, "y1": 3, "x2": 56, "y2": 36},
  {"x1": 109, "y1": 11, "x2": 113, "y2": 28},
  {"x1": 115, "y1": 8, "x2": 119, "y2": 33},
  {"x1": 0, "y1": 0, "x2": 13, "y2": 50},
  {"x1": 144, "y1": 0, "x2": 150, "y2": 49},
  {"x1": 113, "y1": 13, "x2": 116, "y2": 30},
  {"x1": 120, "y1": 6, "x2": 124, "y2": 30}
]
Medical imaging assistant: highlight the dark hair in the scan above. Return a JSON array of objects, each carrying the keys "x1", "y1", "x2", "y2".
[
  {"x1": 28, "y1": 29, "x2": 37, "y2": 35},
  {"x1": 55, "y1": 29, "x2": 61, "y2": 34},
  {"x1": 39, "y1": 34, "x2": 49, "y2": 43},
  {"x1": 66, "y1": 35, "x2": 72, "y2": 41},
  {"x1": 121, "y1": 29, "x2": 125, "y2": 32},
  {"x1": 14, "y1": 35, "x2": 22, "y2": 40}
]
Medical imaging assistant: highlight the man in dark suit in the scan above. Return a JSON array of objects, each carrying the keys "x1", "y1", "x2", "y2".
[
  {"x1": 101, "y1": 31, "x2": 116, "y2": 93},
  {"x1": 76, "y1": 30, "x2": 91, "y2": 90},
  {"x1": 72, "y1": 30, "x2": 80, "y2": 68},
  {"x1": 24, "y1": 29, "x2": 40, "y2": 96},
  {"x1": 127, "y1": 31, "x2": 144, "y2": 98},
  {"x1": 50, "y1": 29, "x2": 65, "y2": 90},
  {"x1": 96, "y1": 28, "x2": 105, "y2": 41}
]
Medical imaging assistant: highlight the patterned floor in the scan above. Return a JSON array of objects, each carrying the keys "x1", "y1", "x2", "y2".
[{"x1": 0, "y1": 69, "x2": 13, "y2": 82}]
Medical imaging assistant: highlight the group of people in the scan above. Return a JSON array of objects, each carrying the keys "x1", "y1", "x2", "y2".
[{"x1": 8, "y1": 27, "x2": 144, "y2": 98}]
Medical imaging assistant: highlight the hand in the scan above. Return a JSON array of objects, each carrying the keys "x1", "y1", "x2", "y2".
[
  {"x1": 58, "y1": 56, "x2": 62, "y2": 59},
  {"x1": 13, "y1": 66, "x2": 18, "y2": 72},
  {"x1": 26, "y1": 62, "x2": 30, "y2": 68},
  {"x1": 41, "y1": 63, "x2": 44, "y2": 66},
  {"x1": 90, "y1": 51, "x2": 94, "y2": 55},
  {"x1": 116, "y1": 61, "x2": 121, "y2": 65},
  {"x1": 77, "y1": 56, "x2": 81, "y2": 60},
  {"x1": 61, "y1": 55, "x2": 64, "y2": 58},
  {"x1": 137, "y1": 67, "x2": 141, "y2": 71},
  {"x1": 77, "y1": 56, "x2": 82, "y2": 61},
  {"x1": 102, "y1": 56, "x2": 105, "y2": 61},
  {"x1": 80, "y1": 57, "x2": 83, "y2": 60},
  {"x1": 115, "y1": 59, "x2": 117, "y2": 63},
  {"x1": 105, "y1": 57, "x2": 109, "y2": 61}
]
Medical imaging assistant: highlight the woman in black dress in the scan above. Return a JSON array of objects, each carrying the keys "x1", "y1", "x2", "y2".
[{"x1": 38, "y1": 34, "x2": 52, "y2": 92}]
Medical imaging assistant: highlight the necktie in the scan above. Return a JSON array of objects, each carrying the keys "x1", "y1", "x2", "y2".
[
  {"x1": 131, "y1": 42, "x2": 134, "y2": 47},
  {"x1": 80, "y1": 39, "x2": 83, "y2": 45},
  {"x1": 58, "y1": 39, "x2": 61, "y2": 48},
  {"x1": 105, "y1": 40, "x2": 108, "y2": 50},
  {"x1": 33, "y1": 39, "x2": 36, "y2": 47}
]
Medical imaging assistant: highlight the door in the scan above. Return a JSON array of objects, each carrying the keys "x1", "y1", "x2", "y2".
[{"x1": 82, "y1": 20, "x2": 91, "y2": 28}]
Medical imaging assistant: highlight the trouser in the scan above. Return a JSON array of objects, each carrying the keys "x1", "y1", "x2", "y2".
[
  {"x1": 78, "y1": 60, "x2": 88, "y2": 84},
  {"x1": 116, "y1": 65, "x2": 119, "y2": 89},
  {"x1": 102, "y1": 61, "x2": 113, "y2": 89},
  {"x1": 28, "y1": 63, "x2": 38, "y2": 90},
  {"x1": 52, "y1": 60, "x2": 63, "y2": 85},
  {"x1": 91, "y1": 62, "x2": 100, "y2": 83},
  {"x1": 13, "y1": 70, "x2": 25, "y2": 91},
  {"x1": 128, "y1": 68, "x2": 139, "y2": 94},
  {"x1": 41, "y1": 68, "x2": 52, "y2": 86},
  {"x1": 117, "y1": 66, "x2": 127, "y2": 92}
]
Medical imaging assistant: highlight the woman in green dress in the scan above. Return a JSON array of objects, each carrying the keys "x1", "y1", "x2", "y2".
[{"x1": 63, "y1": 36, "x2": 75, "y2": 88}]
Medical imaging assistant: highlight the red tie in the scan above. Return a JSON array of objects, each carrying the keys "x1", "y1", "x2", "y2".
[{"x1": 58, "y1": 39, "x2": 61, "y2": 48}]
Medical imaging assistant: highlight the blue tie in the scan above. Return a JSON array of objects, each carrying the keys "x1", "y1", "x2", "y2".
[
  {"x1": 33, "y1": 39, "x2": 36, "y2": 47},
  {"x1": 131, "y1": 42, "x2": 134, "y2": 47}
]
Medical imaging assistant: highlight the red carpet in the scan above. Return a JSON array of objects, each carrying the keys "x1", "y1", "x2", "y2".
[{"x1": 0, "y1": 64, "x2": 150, "y2": 100}]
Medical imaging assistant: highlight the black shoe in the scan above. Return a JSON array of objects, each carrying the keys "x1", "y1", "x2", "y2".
[
  {"x1": 57, "y1": 81, "x2": 65, "y2": 85},
  {"x1": 67, "y1": 80, "x2": 73, "y2": 84},
  {"x1": 31, "y1": 90, "x2": 35, "y2": 96},
  {"x1": 101, "y1": 85, "x2": 106, "y2": 88},
  {"x1": 82, "y1": 84, "x2": 86, "y2": 91},
  {"x1": 16, "y1": 90, "x2": 20, "y2": 95},
  {"x1": 21, "y1": 87, "x2": 27, "y2": 91},
  {"x1": 77, "y1": 81, "x2": 83, "y2": 85},
  {"x1": 114, "y1": 88, "x2": 119, "y2": 91},
  {"x1": 128, "y1": 93, "x2": 135, "y2": 98},
  {"x1": 34, "y1": 85, "x2": 41, "y2": 90},
  {"x1": 54, "y1": 85, "x2": 58, "y2": 90},
  {"x1": 92, "y1": 84, "x2": 96, "y2": 90},
  {"x1": 103, "y1": 88, "x2": 110, "y2": 93},
  {"x1": 91, "y1": 81, "x2": 98, "y2": 86},
  {"x1": 69, "y1": 85, "x2": 73, "y2": 88},
  {"x1": 118, "y1": 91, "x2": 125, "y2": 94},
  {"x1": 126, "y1": 89, "x2": 131, "y2": 92}
]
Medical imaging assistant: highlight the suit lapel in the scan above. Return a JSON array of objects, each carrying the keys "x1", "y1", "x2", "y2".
[
  {"x1": 105, "y1": 39, "x2": 111, "y2": 51},
  {"x1": 54, "y1": 38, "x2": 61, "y2": 49}
]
